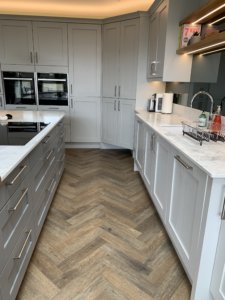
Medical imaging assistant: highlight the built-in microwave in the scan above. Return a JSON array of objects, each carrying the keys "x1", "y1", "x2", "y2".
[
  {"x1": 37, "y1": 73, "x2": 68, "y2": 106},
  {"x1": 3, "y1": 72, "x2": 36, "y2": 105}
]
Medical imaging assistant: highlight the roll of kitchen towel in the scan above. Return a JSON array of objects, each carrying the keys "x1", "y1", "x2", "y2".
[{"x1": 161, "y1": 93, "x2": 173, "y2": 114}]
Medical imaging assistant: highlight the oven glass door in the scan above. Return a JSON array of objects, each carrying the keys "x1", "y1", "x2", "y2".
[
  {"x1": 3, "y1": 72, "x2": 36, "y2": 105},
  {"x1": 37, "y1": 73, "x2": 68, "y2": 106}
]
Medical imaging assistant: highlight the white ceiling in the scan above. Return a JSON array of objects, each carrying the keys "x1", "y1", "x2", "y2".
[{"x1": 0, "y1": 0, "x2": 154, "y2": 19}]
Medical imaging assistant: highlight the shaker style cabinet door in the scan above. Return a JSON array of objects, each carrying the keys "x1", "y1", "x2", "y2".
[
  {"x1": 119, "y1": 19, "x2": 139, "y2": 100},
  {"x1": 102, "y1": 98, "x2": 118, "y2": 146},
  {"x1": 102, "y1": 22, "x2": 120, "y2": 98},
  {"x1": 70, "y1": 97, "x2": 101, "y2": 143},
  {"x1": 166, "y1": 151, "x2": 207, "y2": 279},
  {"x1": 68, "y1": 24, "x2": 101, "y2": 98},
  {"x1": 0, "y1": 20, "x2": 33, "y2": 65},
  {"x1": 32, "y1": 22, "x2": 68, "y2": 66},
  {"x1": 134, "y1": 117, "x2": 146, "y2": 172},
  {"x1": 210, "y1": 221, "x2": 225, "y2": 300}
]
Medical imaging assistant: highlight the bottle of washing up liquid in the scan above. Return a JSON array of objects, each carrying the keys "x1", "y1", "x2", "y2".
[
  {"x1": 211, "y1": 105, "x2": 222, "y2": 133},
  {"x1": 198, "y1": 111, "x2": 207, "y2": 127}
]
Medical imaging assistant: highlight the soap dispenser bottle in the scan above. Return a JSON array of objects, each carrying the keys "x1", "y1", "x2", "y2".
[
  {"x1": 198, "y1": 111, "x2": 207, "y2": 127},
  {"x1": 211, "y1": 105, "x2": 222, "y2": 133}
]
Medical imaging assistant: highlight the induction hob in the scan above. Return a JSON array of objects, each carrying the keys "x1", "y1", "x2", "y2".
[{"x1": 0, "y1": 122, "x2": 49, "y2": 145}]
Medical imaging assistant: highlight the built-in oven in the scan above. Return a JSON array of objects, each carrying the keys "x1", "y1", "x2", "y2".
[
  {"x1": 37, "y1": 73, "x2": 68, "y2": 106},
  {"x1": 3, "y1": 72, "x2": 36, "y2": 105}
]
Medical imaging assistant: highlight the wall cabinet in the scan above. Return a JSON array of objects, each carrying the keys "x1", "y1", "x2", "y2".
[
  {"x1": 102, "y1": 98, "x2": 135, "y2": 149},
  {"x1": 147, "y1": 0, "x2": 196, "y2": 82},
  {"x1": 70, "y1": 97, "x2": 101, "y2": 143},
  {"x1": 68, "y1": 24, "x2": 101, "y2": 98},
  {"x1": 0, "y1": 20, "x2": 68, "y2": 67},
  {"x1": 102, "y1": 19, "x2": 139, "y2": 100}
]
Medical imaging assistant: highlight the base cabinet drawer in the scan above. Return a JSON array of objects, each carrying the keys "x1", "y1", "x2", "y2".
[
  {"x1": 1, "y1": 219, "x2": 35, "y2": 300},
  {"x1": 0, "y1": 177, "x2": 32, "y2": 273}
]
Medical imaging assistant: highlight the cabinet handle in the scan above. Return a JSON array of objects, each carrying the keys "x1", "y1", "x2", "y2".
[
  {"x1": 42, "y1": 135, "x2": 50, "y2": 144},
  {"x1": 151, "y1": 133, "x2": 156, "y2": 152},
  {"x1": 35, "y1": 52, "x2": 38, "y2": 64},
  {"x1": 118, "y1": 100, "x2": 120, "y2": 111},
  {"x1": 0, "y1": 96, "x2": 2, "y2": 107},
  {"x1": 46, "y1": 178, "x2": 56, "y2": 193},
  {"x1": 7, "y1": 165, "x2": 27, "y2": 185},
  {"x1": 8, "y1": 188, "x2": 28, "y2": 212},
  {"x1": 221, "y1": 198, "x2": 225, "y2": 220},
  {"x1": 30, "y1": 52, "x2": 33, "y2": 64},
  {"x1": 118, "y1": 86, "x2": 121, "y2": 98},
  {"x1": 14, "y1": 230, "x2": 32, "y2": 260},
  {"x1": 175, "y1": 155, "x2": 193, "y2": 170},
  {"x1": 46, "y1": 149, "x2": 54, "y2": 160},
  {"x1": 70, "y1": 98, "x2": 73, "y2": 108},
  {"x1": 48, "y1": 107, "x2": 59, "y2": 110},
  {"x1": 114, "y1": 86, "x2": 117, "y2": 97},
  {"x1": 114, "y1": 100, "x2": 117, "y2": 111},
  {"x1": 70, "y1": 84, "x2": 73, "y2": 95}
]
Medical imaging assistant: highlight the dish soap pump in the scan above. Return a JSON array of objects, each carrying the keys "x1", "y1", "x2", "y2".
[
  {"x1": 198, "y1": 111, "x2": 207, "y2": 127},
  {"x1": 211, "y1": 105, "x2": 222, "y2": 133}
]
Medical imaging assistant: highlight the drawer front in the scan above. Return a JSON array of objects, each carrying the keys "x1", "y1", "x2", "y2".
[
  {"x1": 28, "y1": 142, "x2": 43, "y2": 171},
  {"x1": 0, "y1": 184, "x2": 6, "y2": 212},
  {"x1": 5, "y1": 157, "x2": 30, "y2": 200},
  {"x1": 1, "y1": 219, "x2": 35, "y2": 300},
  {"x1": 0, "y1": 177, "x2": 31, "y2": 273},
  {"x1": 34, "y1": 166, "x2": 58, "y2": 239}
]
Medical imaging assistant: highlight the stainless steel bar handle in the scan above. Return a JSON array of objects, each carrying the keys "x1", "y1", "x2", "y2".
[
  {"x1": 0, "y1": 96, "x2": 2, "y2": 107},
  {"x1": 70, "y1": 84, "x2": 73, "y2": 95},
  {"x1": 118, "y1": 100, "x2": 120, "y2": 111},
  {"x1": 8, "y1": 165, "x2": 27, "y2": 185},
  {"x1": 8, "y1": 188, "x2": 28, "y2": 212},
  {"x1": 118, "y1": 86, "x2": 121, "y2": 98},
  {"x1": 30, "y1": 52, "x2": 33, "y2": 64},
  {"x1": 175, "y1": 155, "x2": 193, "y2": 170},
  {"x1": 35, "y1": 52, "x2": 38, "y2": 64},
  {"x1": 221, "y1": 198, "x2": 225, "y2": 220},
  {"x1": 47, "y1": 178, "x2": 56, "y2": 193},
  {"x1": 114, "y1": 86, "x2": 117, "y2": 97},
  {"x1": 70, "y1": 98, "x2": 73, "y2": 108},
  {"x1": 114, "y1": 100, "x2": 117, "y2": 111},
  {"x1": 46, "y1": 149, "x2": 54, "y2": 160},
  {"x1": 42, "y1": 135, "x2": 50, "y2": 144},
  {"x1": 151, "y1": 133, "x2": 156, "y2": 152},
  {"x1": 14, "y1": 230, "x2": 32, "y2": 260}
]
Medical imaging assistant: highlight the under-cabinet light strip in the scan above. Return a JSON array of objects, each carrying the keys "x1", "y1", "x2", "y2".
[
  {"x1": 192, "y1": 4, "x2": 225, "y2": 24},
  {"x1": 201, "y1": 46, "x2": 225, "y2": 55},
  {"x1": 210, "y1": 15, "x2": 225, "y2": 25},
  {"x1": 186, "y1": 40, "x2": 225, "y2": 54}
]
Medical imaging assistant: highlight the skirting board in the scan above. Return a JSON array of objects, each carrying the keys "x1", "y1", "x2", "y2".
[{"x1": 65, "y1": 142, "x2": 128, "y2": 150}]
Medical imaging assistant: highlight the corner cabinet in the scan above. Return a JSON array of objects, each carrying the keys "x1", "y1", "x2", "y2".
[{"x1": 102, "y1": 98, "x2": 135, "y2": 149}]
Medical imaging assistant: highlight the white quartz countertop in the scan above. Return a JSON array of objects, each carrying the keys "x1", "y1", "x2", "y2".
[
  {"x1": 0, "y1": 110, "x2": 64, "y2": 183},
  {"x1": 136, "y1": 110, "x2": 225, "y2": 178}
]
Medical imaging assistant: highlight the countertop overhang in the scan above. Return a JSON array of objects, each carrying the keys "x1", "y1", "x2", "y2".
[{"x1": 0, "y1": 110, "x2": 65, "y2": 183}]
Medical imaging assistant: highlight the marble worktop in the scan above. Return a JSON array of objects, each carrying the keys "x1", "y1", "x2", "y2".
[
  {"x1": 0, "y1": 110, "x2": 64, "y2": 183},
  {"x1": 136, "y1": 108, "x2": 225, "y2": 178}
]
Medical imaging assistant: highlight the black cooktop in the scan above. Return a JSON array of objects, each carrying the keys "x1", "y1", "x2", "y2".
[{"x1": 0, "y1": 122, "x2": 49, "y2": 145}]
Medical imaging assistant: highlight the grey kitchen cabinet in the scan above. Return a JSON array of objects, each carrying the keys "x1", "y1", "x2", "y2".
[
  {"x1": 102, "y1": 98, "x2": 135, "y2": 149},
  {"x1": 147, "y1": 0, "x2": 196, "y2": 82},
  {"x1": 134, "y1": 116, "x2": 147, "y2": 173},
  {"x1": 70, "y1": 97, "x2": 101, "y2": 143},
  {"x1": 102, "y1": 19, "x2": 139, "y2": 100},
  {"x1": 0, "y1": 20, "x2": 68, "y2": 67},
  {"x1": 68, "y1": 24, "x2": 101, "y2": 98},
  {"x1": 0, "y1": 120, "x2": 65, "y2": 299},
  {"x1": 166, "y1": 150, "x2": 208, "y2": 280}
]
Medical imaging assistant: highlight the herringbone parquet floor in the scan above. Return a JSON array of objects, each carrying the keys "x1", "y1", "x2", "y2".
[{"x1": 17, "y1": 149, "x2": 191, "y2": 300}]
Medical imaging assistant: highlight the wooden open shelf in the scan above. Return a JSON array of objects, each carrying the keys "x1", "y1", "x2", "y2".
[
  {"x1": 176, "y1": 30, "x2": 225, "y2": 54},
  {"x1": 179, "y1": 0, "x2": 225, "y2": 25}
]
